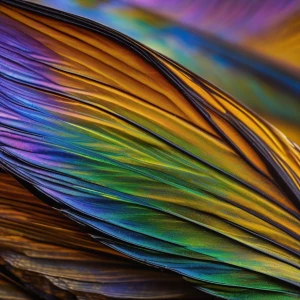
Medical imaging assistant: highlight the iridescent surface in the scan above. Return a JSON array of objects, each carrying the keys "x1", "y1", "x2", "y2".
[
  {"x1": 127, "y1": 0, "x2": 299, "y2": 44},
  {"x1": 0, "y1": 169, "x2": 203, "y2": 299},
  {"x1": 0, "y1": 1, "x2": 299, "y2": 299},
  {"x1": 33, "y1": 0, "x2": 300, "y2": 144}
]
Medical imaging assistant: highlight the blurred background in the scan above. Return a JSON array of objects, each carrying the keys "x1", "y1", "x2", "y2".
[{"x1": 31, "y1": 0, "x2": 300, "y2": 143}]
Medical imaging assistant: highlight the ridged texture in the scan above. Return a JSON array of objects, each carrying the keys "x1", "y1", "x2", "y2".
[
  {"x1": 0, "y1": 169, "x2": 205, "y2": 299},
  {"x1": 0, "y1": 1, "x2": 299, "y2": 299},
  {"x1": 37, "y1": 0, "x2": 300, "y2": 144},
  {"x1": 125, "y1": 0, "x2": 300, "y2": 142}
]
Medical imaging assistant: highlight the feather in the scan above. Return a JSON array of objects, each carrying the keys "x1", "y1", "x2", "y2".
[
  {"x1": 37, "y1": 0, "x2": 300, "y2": 144},
  {"x1": 0, "y1": 0, "x2": 299, "y2": 299},
  {"x1": 0, "y1": 169, "x2": 205, "y2": 299}
]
